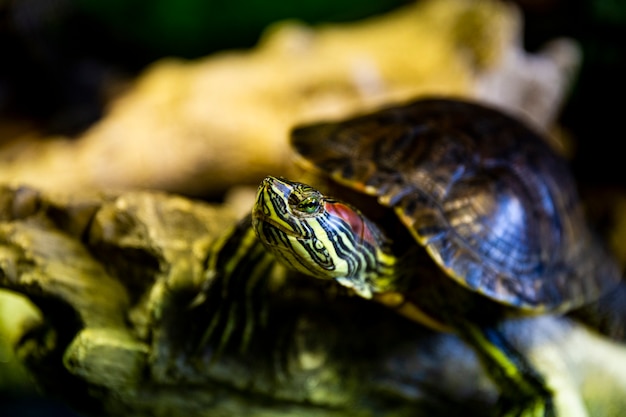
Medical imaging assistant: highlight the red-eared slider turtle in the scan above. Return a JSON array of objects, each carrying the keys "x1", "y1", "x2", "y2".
[{"x1": 244, "y1": 98, "x2": 621, "y2": 416}]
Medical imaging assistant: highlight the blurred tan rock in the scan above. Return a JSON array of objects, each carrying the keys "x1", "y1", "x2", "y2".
[{"x1": 0, "y1": 0, "x2": 579, "y2": 196}]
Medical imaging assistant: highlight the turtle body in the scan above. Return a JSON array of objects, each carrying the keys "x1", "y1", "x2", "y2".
[
  {"x1": 247, "y1": 98, "x2": 621, "y2": 416},
  {"x1": 287, "y1": 98, "x2": 617, "y2": 312}
]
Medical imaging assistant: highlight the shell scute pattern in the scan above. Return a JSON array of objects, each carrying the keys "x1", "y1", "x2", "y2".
[{"x1": 291, "y1": 98, "x2": 620, "y2": 310}]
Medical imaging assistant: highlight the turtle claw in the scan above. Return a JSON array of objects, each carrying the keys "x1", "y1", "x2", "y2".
[{"x1": 500, "y1": 398, "x2": 554, "y2": 417}]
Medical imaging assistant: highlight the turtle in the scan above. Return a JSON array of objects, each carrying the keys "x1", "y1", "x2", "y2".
[{"x1": 203, "y1": 97, "x2": 621, "y2": 416}]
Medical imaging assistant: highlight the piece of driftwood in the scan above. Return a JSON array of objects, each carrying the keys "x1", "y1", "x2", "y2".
[
  {"x1": 0, "y1": 0, "x2": 579, "y2": 196},
  {"x1": 1, "y1": 186, "x2": 626, "y2": 417}
]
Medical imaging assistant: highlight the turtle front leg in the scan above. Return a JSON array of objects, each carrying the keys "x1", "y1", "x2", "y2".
[
  {"x1": 460, "y1": 323, "x2": 588, "y2": 417},
  {"x1": 192, "y1": 215, "x2": 274, "y2": 359}
]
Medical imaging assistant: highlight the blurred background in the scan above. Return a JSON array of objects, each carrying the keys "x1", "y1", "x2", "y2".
[
  {"x1": 0, "y1": 0, "x2": 624, "y2": 186},
  {"x1": 0, "y1": 0, "x2": 409, "y2": 136},
  {"x1": 1, "y1": 0, "x2": 625, "y2": 415}
]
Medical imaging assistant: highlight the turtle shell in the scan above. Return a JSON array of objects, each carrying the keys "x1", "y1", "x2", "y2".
[{"x1": 290, "y1": 98, "x2": 620, "y2": 311}]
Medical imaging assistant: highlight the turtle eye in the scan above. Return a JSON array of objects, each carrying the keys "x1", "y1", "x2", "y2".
[{"x1": 296, "y1": 196, "x2": 322, "y2": 214}]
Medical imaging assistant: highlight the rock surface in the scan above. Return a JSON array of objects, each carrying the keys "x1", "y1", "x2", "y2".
[{"x1": 1, "y1": 186, "x2": 626, "y2": 416}]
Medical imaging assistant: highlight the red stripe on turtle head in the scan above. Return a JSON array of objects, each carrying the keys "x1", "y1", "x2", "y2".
[{"x1": 324, "y1": 201, "x2": 377, "y2": 247}]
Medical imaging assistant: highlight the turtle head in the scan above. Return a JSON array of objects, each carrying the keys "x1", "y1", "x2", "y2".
[{"x1": 252, "y1": 176, "x2": 396, "y2": 298}]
